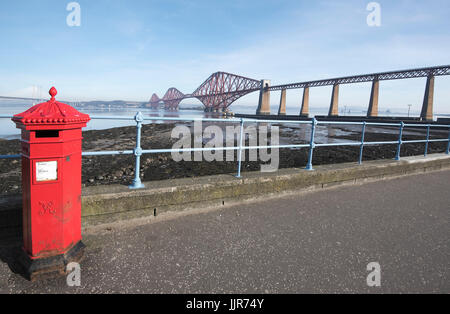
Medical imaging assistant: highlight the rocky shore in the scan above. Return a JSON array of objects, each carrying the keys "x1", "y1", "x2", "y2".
[{"x1": 0, "y1": 122, "x2": 448, "y2": 195}]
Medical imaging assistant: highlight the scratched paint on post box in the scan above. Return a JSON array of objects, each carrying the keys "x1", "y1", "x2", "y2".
[{"x1": 36, "y1": 161, "x2": 58, "y2": 182}]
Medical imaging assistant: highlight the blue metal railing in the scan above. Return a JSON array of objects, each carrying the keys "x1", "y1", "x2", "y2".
[{"x1": 1, "y1": 113, "x2": 450, "y2": 189}]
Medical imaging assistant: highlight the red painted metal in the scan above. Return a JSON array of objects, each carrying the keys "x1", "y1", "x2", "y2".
[
  {"x1": 12, "y1": 87, "x2": 90, "y2": 259},
  {"x1": 162, "y1": 87, "x2": 184, "y2": 110},
  {"x1": 192, "y1": 72, "x2": 260, "y2": 110},
  {"x1": 149, "y1": 93, "x2": 161, "y2": 108},
  {"x1": 156, "y1": 72, "x2": 261, "y2": 111},
  {"x1": 151, "y1": 65, "x2": 450, "y2": 111}
]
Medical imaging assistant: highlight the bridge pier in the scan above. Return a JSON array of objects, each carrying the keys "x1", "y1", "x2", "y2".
[
  {"x1": 367, "y1": 79, "x2": 379, "y2": 117},
  {"x1": 328, "y1": 84, "x2": 339, "y2": 117},
  {"x1": 300, "y1": 87, "x2": 309, "y2": 117},
  {"x1": 421, "y1": 75, "x2": 435, "y2": 121},
  {"x1": 257, "y1": 80, "x2": 271, "y2": 115},
  {"x1": 278, "y1": 89, "x2": 286, "y2": 115}
]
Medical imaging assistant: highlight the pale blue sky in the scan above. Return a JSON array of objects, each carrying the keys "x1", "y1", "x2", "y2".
[{"x1": 0, "y1": 0, "x2": 449, "y2": 112}]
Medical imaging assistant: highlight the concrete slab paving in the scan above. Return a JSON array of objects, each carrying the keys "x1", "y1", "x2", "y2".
[{"x1": 0, "y1": 170, "x2": 449, "y2": 293}]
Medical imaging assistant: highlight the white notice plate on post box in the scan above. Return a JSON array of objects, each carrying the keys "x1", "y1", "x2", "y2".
[{"x1": 36, "y1": 161, "x2": 58, "y2": 182}]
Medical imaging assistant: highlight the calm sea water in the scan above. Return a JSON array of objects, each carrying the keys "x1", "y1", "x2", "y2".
[
  {"x1": 0, "y1": 102, "x2": 330, "y2": 139},
  {"x1": 0, "y1": 101, "x2": 439, "y2": 141}
]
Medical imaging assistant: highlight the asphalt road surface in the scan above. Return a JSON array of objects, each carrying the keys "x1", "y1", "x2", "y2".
[{"x1": 1, "y1": 170, "x2": 449, "y2": 293}]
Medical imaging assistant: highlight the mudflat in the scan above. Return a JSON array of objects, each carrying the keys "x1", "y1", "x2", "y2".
[{"x1": 0, "y1": 122, "x2": 447, "y2": 195}]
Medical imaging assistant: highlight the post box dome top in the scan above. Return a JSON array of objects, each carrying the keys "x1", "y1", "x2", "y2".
[{"x1": 12, "y1": 87, "x2": 90, "y2": 126}]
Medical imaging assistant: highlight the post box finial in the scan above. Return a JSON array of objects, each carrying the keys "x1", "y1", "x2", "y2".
[{"x1": 49, "y1": 87, "x2": 57, "y2": 100}]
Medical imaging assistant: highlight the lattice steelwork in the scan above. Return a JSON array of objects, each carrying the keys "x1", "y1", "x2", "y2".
[
  {"x1": 162, "y1": 88, "x2": 185, "y2": 109},
  {"x1": 151, "y1": 65, "x2": 450, "y2": 110},
  {"x1": 192, "y1": 72, "x2": 261, "y2": 110},
  {"x1": 149, "y1": 93, "x2": 161, "y2": 108},
  {"x1": 269, "y1": 65, "x2": 450, "y2": 91}
]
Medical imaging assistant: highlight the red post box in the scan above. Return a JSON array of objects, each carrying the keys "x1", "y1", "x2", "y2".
[{"x1": 12, "y1": 87, "x2": 90, "y2": 281}]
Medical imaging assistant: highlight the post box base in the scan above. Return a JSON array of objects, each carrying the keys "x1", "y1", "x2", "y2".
[{"x1": 16, "y1": 241, "x2": 85, "y2": 282}]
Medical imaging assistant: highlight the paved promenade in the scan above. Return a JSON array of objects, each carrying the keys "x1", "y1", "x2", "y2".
[{"x1": 0, "y1": 170, "x2": 449, "y2": 293}]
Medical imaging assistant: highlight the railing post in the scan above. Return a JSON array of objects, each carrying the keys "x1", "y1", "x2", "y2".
[
  {"x1": 129, "y1": 112, "x2": 145, "y2": 189},
  {"x1": 236, "y1": 118, "x2": 245, "y2": 178},
  {"x1": 359, "y1": 122, "x2": 366, "y2": 164},
  {"x1": 395, "y1": 122, "x2": 404, "y2": 161},
  {"x1": 446, "y1": 128, "x2": 450, "y2": 155},
  {"x1": 424, "y1": 124, "x2": 430, "y2": 157},
  {"x1": 305, "y1": 118, "x2": 317, "y2": 171}
]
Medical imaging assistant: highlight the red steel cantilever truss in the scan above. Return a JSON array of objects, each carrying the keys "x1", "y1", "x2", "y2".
[
  {"x1": 192, "y1": 72, "x2": 261, "y2": 111},
  {"x1": 157, "y1": 72, "x2": 261, "y2": 111},
  {"x1": 149, "y1": 93, "x2": 161, "y2": 108},
  {"x1": 162, "y1": 88, "x2": 185, "y2": 109},
  {"x1": 153, "y1": 65, "x2": 450, "y2": 112}
]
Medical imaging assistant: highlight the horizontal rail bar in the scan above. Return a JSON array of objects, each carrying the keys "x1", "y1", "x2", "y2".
[
  {"x1": 363, "y1": 141, "x2": 401, "y2": 145},
  {"x1": 403, "y1": 123, "x2": 450, "y2": 128},
  {"x1": 142, "y1": 144, "x2": 311, "y2": 154},
  {"x1": 0, "y1": 138, "x2": 422, "y2": 159},
  {"x1": 426, "y1": 139, "x2": 449, "y2": 143},
  {"x1": 364, "y1": 122, "x2": 403, "y2": 127},
  {"x1": 401, "y1": 139, "x2": 448, "y2": 144},
  {"x1": 247, "y1": 119, "x2": 310, "y2": 125},
  {"x1": 244, "y1": 144, "x2": 310, "y2": 150},
  {"x1": 315, "y1": 142, "x2": 362, "y2": 147},
  {"x1": 401, "y1": 140, "x2": 428, "y2": 144},
  {"x1": 82, "y1": 150, "x2": 134, "y2": 156},
  {"x1": 0, "y1": 154, "x2": 21, "y2": 159},
  {"x1": 88, "y1": 116, "x2": 137, "y2": 121},
  {"x1": 316, "y1": 121, "x2": 364, "y2": 126},
  {"x1": 142, "y1": 147, "x2": 239, "y2": 154}
]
